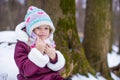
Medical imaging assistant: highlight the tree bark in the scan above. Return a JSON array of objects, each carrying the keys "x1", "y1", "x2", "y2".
[
  {"x1": 43, "y1": 0, "x2": 95, "y2": 77},
  {"x1": 83, "y1": 0, "x2": 112, "y2": 79}
]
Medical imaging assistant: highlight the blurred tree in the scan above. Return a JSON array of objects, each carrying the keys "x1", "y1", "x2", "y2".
[
  {"x1": 0, "y1": 1, "x2": 7, "y2": 30},
  {"x1": 0, "y1": 0, "x2": 26, "y2": 30},
  {"x1": 26, "y1": 0, "x2": 45, "y2": 9},
  {"x1": 76, "y1": 0, "x2": 85, "y2": 37},
  {"x1": 118, "y1": 36, "x2": 120, "y2": 54},
  {"x1": 42, "y1": 0, "x2": 95, "y2": 78},
  {"x1": 83, "y1": 0, "x2": 112, "y2": 79},
  {"x1": 113, "y1": 0, "x2": 120, "y2": 45}
]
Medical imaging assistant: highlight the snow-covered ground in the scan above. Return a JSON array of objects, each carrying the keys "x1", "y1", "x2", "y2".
[{"x1": 0, "y1": 31, "x2": 120, "y2": 80}]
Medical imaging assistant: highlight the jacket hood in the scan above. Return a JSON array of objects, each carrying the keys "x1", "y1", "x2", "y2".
[
  {"x1": 15, "y1": 22, "x2": 54, "y2": 44},
  {"x1": 15, "y1": 22, "x2": 29, "y2": 44}
]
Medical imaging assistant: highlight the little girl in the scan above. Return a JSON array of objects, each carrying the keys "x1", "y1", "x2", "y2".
[{"x1": 14, "y1": 6, "x2": 66, "y2": 80}]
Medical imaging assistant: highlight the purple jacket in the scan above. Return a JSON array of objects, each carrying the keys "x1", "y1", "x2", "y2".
[{"x1": 14, "y1": 22, "x2": 65, "y2": 80}]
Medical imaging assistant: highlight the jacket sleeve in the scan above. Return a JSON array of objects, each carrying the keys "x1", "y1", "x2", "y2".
[
  {"x1": 47, "y1": 50, "x2": 65, "y2": 71},
  {"x1": 28, "y1": 48, "x2": 49, "y2": 68},
  {"x1": 14, "y1": 41, "x2": 52, "y2": 77}
]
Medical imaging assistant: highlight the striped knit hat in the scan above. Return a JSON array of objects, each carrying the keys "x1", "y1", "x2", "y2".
[{"x1": 24, "y1": 6, "x2": 55, "y2": 39}]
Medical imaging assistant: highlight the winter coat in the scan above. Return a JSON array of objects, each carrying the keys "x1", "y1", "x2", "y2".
[{"x1": 14, "y1": 22, "x2": 65, "y2": 80}]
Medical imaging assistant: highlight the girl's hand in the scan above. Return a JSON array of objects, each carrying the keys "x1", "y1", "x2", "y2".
[
  {"x1": 44, "y1": 44, "x2": 56, "y2": 60},
  {"x1": 35, "y1": 36, "x2": 46, "y2": 54}
]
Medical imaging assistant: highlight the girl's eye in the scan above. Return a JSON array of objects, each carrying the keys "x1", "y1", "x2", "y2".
[
  {"x1": 45, "y1": 27, "x2": 49, "y2": 30},
  {"x1": 36, "y1": 27, "x2": 40, "y2": 29}
]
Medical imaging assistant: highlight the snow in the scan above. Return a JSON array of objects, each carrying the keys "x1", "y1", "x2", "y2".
[
  {"x1": 0, "y1": 31, "x2": 17, "y2": 43},
  {"x1": 0, "y1": 31, "x2": 120, "y2": 80},
  {"x1": 0, "y1": 31, "x2": 18, "y2": 80},
  {"x1": 71, "y1": 73, "x2": 106, "y2": 80},
  {"x1": 107, "y1": 51, "x2": 120, "y2": 68}
]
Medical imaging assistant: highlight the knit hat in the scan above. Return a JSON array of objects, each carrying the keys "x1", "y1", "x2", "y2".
[{"x1": 24, "y1": 6, "x2": 55, "y2": 39}]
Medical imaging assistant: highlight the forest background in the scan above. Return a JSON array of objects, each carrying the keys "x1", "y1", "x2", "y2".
[{"x1": 0, "y1": 0, "x2": 120, "y2": 80}]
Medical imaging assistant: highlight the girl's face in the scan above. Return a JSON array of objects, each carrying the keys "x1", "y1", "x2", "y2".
[{"x1": 34, "y1": 25, "x2": 50, "y2": 40}]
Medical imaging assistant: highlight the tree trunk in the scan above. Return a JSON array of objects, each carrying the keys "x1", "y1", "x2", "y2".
[
  {"x1": 113, "y1": 0, "x2": 120, "y2": 45},
  {"x1": 83, "y1": 0, "x2": 112, "y2": 79},
  {"x1": 118, "y1": 36, "x2": 120, "y2": 54},
  {"x1": 0, "y1": 0, "x2": 26, "y2": 30},
  {"x1": 43, "y1": 0, "x2": 95, "y2": 77},
  {"x1": 26, "y1": 0, "x2": 45, "y2": 9}
]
